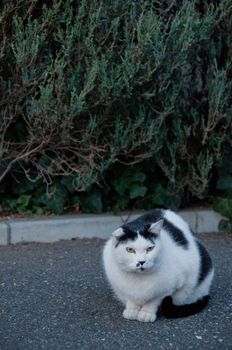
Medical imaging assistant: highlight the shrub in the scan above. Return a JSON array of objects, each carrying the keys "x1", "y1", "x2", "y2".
[
  {"x1": 0, "y1": 0, "x2": 231, "y2": 215},
  {"x1": 213, "y1": 152, "x2": 232, "y2": 232}
]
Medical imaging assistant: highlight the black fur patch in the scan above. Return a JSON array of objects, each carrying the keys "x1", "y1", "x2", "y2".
[
  {"x1": 196, "y1": 240, "x2": 213, "y2": 284},
  {"x1": 116, "y1": 209, "x2": 164, "y2": 246},
  {"x1": 115, "y1": 227, "x2": 157, "y2": 247},
  {"x1": 116, "y1": 209, "x2": 190, "y2": 247},
  {"x1": 161, "y1": 295, "x2": 210, "y2": 318},
  {"x1": 115, "y1": 227, "x2": 138, "y2": 246},
  {"x1": 123, "y1": 209, "x2": 164, "y2": 232},
  {"x1": 163, "y1": 220, "x2": 189, "y2": 248}
]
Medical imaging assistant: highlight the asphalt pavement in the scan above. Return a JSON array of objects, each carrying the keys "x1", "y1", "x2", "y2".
[{"x1": 0, "y1": 232, "x2": 231, "y2": 350}]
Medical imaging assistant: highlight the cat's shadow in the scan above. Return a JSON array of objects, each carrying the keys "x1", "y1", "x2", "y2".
[{"x1": 87, "y1": 279, "x2": 168, "y2": 321}]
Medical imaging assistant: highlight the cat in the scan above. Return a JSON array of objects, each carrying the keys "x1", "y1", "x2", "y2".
[{"x1": 103, "y1": 209, "x2": 214, "y2": 322}]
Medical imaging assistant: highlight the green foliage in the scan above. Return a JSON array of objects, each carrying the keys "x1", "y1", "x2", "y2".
[
  {"x1": 34, "y1": 182, "x2": 68, "y2": 215},
  {"x1": 213, "y1": 153, "x2": 232, "y2": 231},
  {"x1": 114, "y1": 170, "x2": 147, "y2": 198},
  {"x1": 80, "y1": 190, "x2": 103, "y2": 214},
  {"x1": 2, "y1": 194, "x2": 44, "y2": 216},
  {"x1": 0, "y1": 0, "x2": 232, "y2": 217}
]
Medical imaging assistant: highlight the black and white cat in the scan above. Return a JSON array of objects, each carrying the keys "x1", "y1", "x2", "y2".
[{"x1": 103, "y1": 209, "x2": 214, "y2": 322}]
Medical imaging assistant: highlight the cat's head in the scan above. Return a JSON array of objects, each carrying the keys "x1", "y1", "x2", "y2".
[{"x1": 111, "y1": 220, "x2": 163, "y2": 273}]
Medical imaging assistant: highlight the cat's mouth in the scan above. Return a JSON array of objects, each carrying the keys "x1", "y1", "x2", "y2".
[{"x1": 136, "y1": 266, "x2": 149, "y2": 273}]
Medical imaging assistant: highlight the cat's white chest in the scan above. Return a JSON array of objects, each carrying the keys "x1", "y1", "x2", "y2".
[
  {"x1": 109, "y1": 263, "x2": 183, "y2": 305},
  {"x1": 103, "y1": 236, "x2": 184, "y2": 305}
]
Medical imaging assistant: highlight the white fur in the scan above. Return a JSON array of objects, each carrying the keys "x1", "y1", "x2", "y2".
[{"x1": 103, "y1": 210, "x2": 214, "y2": 322}]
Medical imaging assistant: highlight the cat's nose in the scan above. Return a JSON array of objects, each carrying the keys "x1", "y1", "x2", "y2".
[{"x1": 139, "y1": 261, "x2": 145, "y2": 266}]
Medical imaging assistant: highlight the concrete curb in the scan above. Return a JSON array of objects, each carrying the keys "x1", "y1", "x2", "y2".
[
  {"x1": 0, "y1": 222, "x2": 10, "y2": 245},
  {"x1": 0, "y1": 209, "x2": 223, "y2": 245}
]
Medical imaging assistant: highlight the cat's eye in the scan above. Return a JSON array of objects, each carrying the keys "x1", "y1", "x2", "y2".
[
  {"x1": 126, "y1": 247, "x2": 136, "y2": 254},
  {"x1": 146, "y1": 246, "x2": 155, "y2": 253}
]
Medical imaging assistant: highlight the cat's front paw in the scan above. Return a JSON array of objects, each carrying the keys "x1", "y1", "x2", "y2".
[
  {"x1": 123, "y1": 308, "x2": 139, "y2": 320},
  {"x1": 137, "y1": 310, "x2": 156, "y2": 323}
]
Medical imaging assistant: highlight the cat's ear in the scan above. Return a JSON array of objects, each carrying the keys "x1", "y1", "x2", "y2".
[
  {"x1": 149, "y1": 219, "x2": 164, "y2": 235},
  {"x1": 112, "y1": 227, "x2": 124, "y2": 238}
]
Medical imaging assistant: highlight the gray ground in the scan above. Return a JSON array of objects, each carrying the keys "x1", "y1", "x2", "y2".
[{"x1": 0, "y1": 232, "x2": 231, "y2": 350}]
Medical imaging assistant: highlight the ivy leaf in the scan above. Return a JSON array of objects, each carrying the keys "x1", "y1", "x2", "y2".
[
  {"x1": 61, "y1": 176, "x2": 75, "y2": 193},
  {"x1": 114, "y1": 170, "x2": 146, "y2": 195},
  {"x1": 12, "y1": 180, "x2": 35, "y2": 195},
  {"x1": 114, "y1": 176, "x2": 130, "y2": 195},
  {"x1": 17, "y1": 194, "x2": 31, "y2": 207},
  {"x1": 131, "y1": 172, "x2": 147, "y2": 183},
  {"x1": 151, "y1": 184, "x2": 166, "y2": 206},
  {"x1": 213, "y1": 197, "x2": 232, "y2": 220},
  {"x1": 129, "y1": 184, "x2": 147, "y2": 199},
  {"x1": 35, "y1": 182, "x2": 68, "y2": 215},
  {"x1": 33, "y1": 206, "x2": 45, "y2": 215}
]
